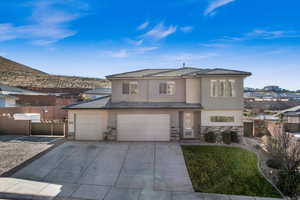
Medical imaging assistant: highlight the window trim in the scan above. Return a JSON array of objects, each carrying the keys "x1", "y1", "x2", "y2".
[
  {"x1": 210, "y1": 80, "x2": 218, "y2": 97},
  {"x1": 219, "y1": 80, "x2": 226, "y2": 97},
  {"x1": 210, "y1": 79, "x2": 236, "y2": 97},
  {"x1": 159, "y1": 81, "x2": 176, "y2": 96},
  {"x1": 228, "y1": 80, "x2": 235, "y2": 97},
  {"x1": 122, "y1": 81, "x2": 138, "y2": 95},
  {"x1": 210, "y1": 116, "x2": 235, "y2": 123}
]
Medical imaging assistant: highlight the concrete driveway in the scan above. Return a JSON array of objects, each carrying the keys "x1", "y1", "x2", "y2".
[{"x1": 0, "y1": 141, "x2": 193, "y2": 200}]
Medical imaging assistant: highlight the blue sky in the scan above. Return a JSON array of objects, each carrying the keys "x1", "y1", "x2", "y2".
[{"x1": 1, "y1": 0, "x2": 300, "y2": 90}]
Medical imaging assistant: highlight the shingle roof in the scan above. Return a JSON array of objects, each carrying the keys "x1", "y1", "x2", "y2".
[
  {"x1": 284, "y1": 111, "x2": 300, "y2": 116},
  {"x1": 0, "y1": 94, "x2": 17, "y2": 99},
  {"x1": 275, "y1": 105, "x2": 300, "y2": 116},
  {"x1": 106, "y1": 67, "x2": 251, "y2": 79},
  {"x1": 106, "y1": 69, "x2": 172, "y2": 78},
  {"x1": 63, "y1": 96, "x2": 110, "y2": 109},
  {"x1": 106, "y1": 101, "x2": 202, "y2": 109},
  {"x1": 63, "y1": 96, "x2": 202, "y2": 109},
  {"x1": 83, "y1": 88, "x2": 112, "y2": 94},
  {"x1": 0, "y1": 84, "x2": 46, "y2": 95}
]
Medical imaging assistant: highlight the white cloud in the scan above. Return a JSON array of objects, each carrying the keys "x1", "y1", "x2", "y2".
[
  {"x1": 137, "y1": 21, "x2": 149, "y2": 30},
  {"x1": 200, "y1": 43, "x2": 230, "y2": 48},
  {"x1": 0, "y1": 0, "x2": 86, "y2": 45},
  {"x1": 219, "y1": 29, "x2": 300, "y2": 42},
  {"x1": 127, "y1": 39, "x2": 144, "y2": 46},
  {"x1": 245, "y1": 29, "x2": 298, "y2": 39},
  {"x1": 135, "y1": 46, "x2": 159, "y2": 54},
  {"x1": 143, "y1": 23, "x2": 177, "y2": 40},
  {"x1": 110, "y1": 50, "x2": 129, "y2": 58},
  {"x1": 31, "y1": 39, "x2": 58, "y2": 46},
  {"x1": 106, "y1": 46, "x2": 159, "y2": 58},
  {"x1": 180, "y1": 26, "x2": 193, "y2": 33},
  {"x1": 204, "y1": 0, "x2": 235, "y2": 16},
  {"x1": 162, "y1": 52, "x2": 218, "y2": 61}
]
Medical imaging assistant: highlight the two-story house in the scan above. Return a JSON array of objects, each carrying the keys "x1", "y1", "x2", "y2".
[{"x1": 64, "y1": 67, "x2": 251, "y2": 141}]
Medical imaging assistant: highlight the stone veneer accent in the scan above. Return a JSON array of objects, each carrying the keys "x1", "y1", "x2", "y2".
[
  {"x1": 200, "y1": 126, "x2": 244, "y2": 142},
  {"x1": 171, "y1": 127, "x2": 180, "y2": 141},
  {"x1": 104, "y1": 127, "x2": 117, "y2": 141}
]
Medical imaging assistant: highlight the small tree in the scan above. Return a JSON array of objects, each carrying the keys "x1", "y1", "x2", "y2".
[{"x1": 266, "y1": 125, "x2": 300, "y2": 198}]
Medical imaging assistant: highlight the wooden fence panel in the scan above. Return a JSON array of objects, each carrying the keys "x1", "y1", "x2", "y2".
[
  {"x1": 31, "y1": 123, "x2": 51, "y2": 135},
  {"x1": 31, "y1": 123, "x2": 65, "y2": 136},
  {"x1": 53, "y1": 123, "x2": 65, "y2": 136},
  {"x1": 0, "y1": 117, "x2": 30, "y2": 135},
  {"x1": 244, "y1": 122, "x2": 253, "y2": 137}
]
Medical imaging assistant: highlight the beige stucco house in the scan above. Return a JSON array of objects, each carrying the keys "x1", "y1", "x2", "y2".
[{"x1": 64, "y1": 67, "x2": 251, "y2": 141}]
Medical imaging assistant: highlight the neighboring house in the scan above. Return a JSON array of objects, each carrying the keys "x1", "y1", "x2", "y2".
[
  {"x1": 273, "y1": 105, "x2": 300, "y2": 140},
  {"x1": 0, "y1": 94, "x2": 17, "y2": 107},
  {"x1": 64, "y1": 67, "x2": 251, "y2": 141},
  {"x1": 276, "y1": 105, "x2": 300, "y2": 124},
  {"x1": 81, "y1": 88, "x2": 112, "y2": 99},
  {"x1": 0, "y1": 84, "x2": 44, "y2": 96},
  {"x1": 0, "y1": 84, "x2": 77, "y2": 106}
]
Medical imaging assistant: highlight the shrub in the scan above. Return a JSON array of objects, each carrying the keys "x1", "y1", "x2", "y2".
[
  {"x1": 277, "y1": 170, "x2": 300, "y2": 197},
  {"x1": 230, "y1": 131, "x2": 239, "y2": 143},
  {"x1": 222, "y1": 132, "x2": 231, "y2": 144},
  {"x1": 266, "y1": 159, "x2": 283, "y2": 169},
  {"x1": 204, "y1": 132, "x2": 216, "y2": 143}
]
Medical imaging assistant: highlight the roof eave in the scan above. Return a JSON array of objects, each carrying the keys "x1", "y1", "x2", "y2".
[
  {"x1": 194, "y1": 73, "x2": 252, "y2": 77},
  {"x1": 62, "y1": 95, "x2": 110, "y2": 109}
]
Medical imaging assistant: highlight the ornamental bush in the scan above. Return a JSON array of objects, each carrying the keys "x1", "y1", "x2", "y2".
[
  {"x1": 230, "y1": 131, "x2": 239, "y2": 143},
  {"x1": 222, "y1": 132, "x2": 231, "y2": 144},
  {"x1": 204, "y1": 132, "x2": 216, "y2": 143}
]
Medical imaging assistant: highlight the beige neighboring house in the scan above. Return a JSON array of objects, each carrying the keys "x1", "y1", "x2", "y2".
[
  {"x1": 64, "y1": 67, "x2": 251, "y2": 141},
  {"x1": 275, "y1": 105, "x2": 300, "y2": 124}
]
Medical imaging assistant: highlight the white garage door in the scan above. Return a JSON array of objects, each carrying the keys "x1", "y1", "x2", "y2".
[
  {"x1": 75, "y1": 113, "x2": 104, "y2": 140},
  {"x1": 117, "y1": 114, "x2": 170, "y2": 141}
]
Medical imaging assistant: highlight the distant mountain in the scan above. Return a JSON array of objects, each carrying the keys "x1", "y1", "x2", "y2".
[
  {"x1": 0, "y1": 56, "x2": 47, "y2": 75},
  {"x1": 0, "y1": 56, "x2": 110, "y2": 90}
]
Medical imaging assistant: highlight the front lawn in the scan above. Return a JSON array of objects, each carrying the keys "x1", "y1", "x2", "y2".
[{"x1": 182, "y1": 145, "x2": 281, "y2": 198}]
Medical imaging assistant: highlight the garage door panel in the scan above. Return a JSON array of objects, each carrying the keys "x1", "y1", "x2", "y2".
[
  {"x1": 117, "y1": 114, "x2": 170, "y2": 141},
  {"x1": 75, "y1": 113, "x2": 104, "y2": 141}
]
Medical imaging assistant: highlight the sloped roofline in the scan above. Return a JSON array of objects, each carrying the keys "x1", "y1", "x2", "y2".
[
  {"x1": 62, "y1": 95, "x2": 110, "y2": 109},
  {"x1": 106, "y1": 67, "x2": 251, "y2": 79},
  {"x1": 106, "y1": 68, "x2": 174, "y2": 79}
]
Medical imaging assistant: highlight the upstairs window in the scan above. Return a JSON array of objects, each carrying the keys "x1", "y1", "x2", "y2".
[
  {"x1": 211, "y1": 80, "x2": 218, "y2": 97},
  {"x1": 122, "y1": 81, "x2": 138, "y2": 95},
  {"x1": 227, "y1": 80, "x2": 235, "y2": 97},
  {"x1": 210, "y1": 79, "x2": 236, "y2": 97},
  {"x1": 219, "y1": 80, "x2": 226, "y2": 97},
  {"x1": 159, "y1": 81, "x2": 175, "y2": 95}
]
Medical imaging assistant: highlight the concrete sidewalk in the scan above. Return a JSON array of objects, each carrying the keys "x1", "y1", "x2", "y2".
[{"x1": 0, "y1": 177, "x2": 283, "y2": 200}]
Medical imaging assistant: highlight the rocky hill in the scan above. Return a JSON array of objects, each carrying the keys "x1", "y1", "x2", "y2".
[{"x1": 0, "y1": 56, "x2": 110, "y2": 89}]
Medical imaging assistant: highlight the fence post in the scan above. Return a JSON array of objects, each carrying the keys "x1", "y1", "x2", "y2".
[
  {"x1": 29, "y1": 121, "x2": 31, "y2": 136},
  {"x1": 51, "y1": 123, "x2": 54, "y2": 136},
  {"x1": 63, "y1": 122, "x2": 66, "y2": 137}
]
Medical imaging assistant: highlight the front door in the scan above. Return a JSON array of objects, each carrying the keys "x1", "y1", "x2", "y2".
[{"x1": 183, "y1": 112, "x2": 194, "y2": 138}]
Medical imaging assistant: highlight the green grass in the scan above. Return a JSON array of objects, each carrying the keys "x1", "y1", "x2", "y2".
[{"x1": 182, "y1": 145, "x2": 281, "y2": 198}]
